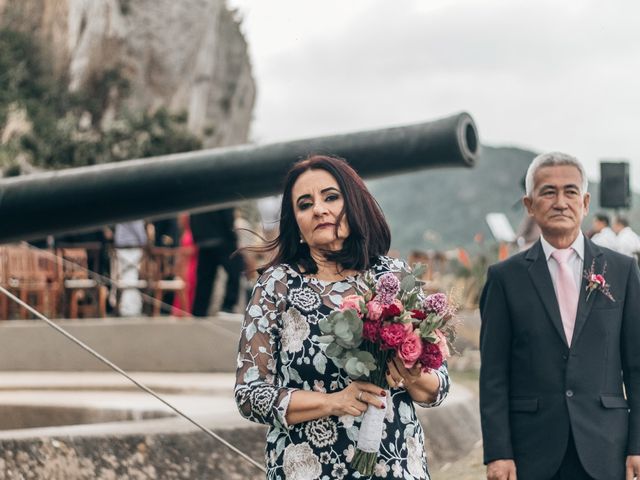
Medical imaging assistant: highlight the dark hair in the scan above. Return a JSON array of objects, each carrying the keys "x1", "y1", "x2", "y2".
[
  {"x1": 615, "y1": 216, "x2": 629, "y2": 228},
  {"x1": 258, "y1": 155, "x2": 391, "y2": 274},
  {"x1": 594, "y1": 213, "x2": 610, "y2": 226}
]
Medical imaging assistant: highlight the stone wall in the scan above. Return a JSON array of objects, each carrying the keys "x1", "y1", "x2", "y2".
[{"x1": 0, "y1": 0, "x2": 255, "y2": 147}]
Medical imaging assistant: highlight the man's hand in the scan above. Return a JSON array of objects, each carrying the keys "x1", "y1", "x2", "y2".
[
  {"x1": 627, "y1": 455, "x2": 640, "y2": 480},
  {"x1": 487, "y1": 459, "x2": 517, "y2": 480}
]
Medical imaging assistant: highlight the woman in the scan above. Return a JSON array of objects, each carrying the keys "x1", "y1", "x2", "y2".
[{"x1": 234, "y1": 155, "x2": 449, "y2": 479}]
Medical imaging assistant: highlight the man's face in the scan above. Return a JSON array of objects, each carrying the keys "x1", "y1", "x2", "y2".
[
  {"x1": 592, "y1": 219, "x2": 605, "y2": 233},
  {"x1": 523, "y1": 165, "x2": 590, "y2": 240},
  {"x1": 612, "y1": 221, "x2": 623, "y2": 234}
]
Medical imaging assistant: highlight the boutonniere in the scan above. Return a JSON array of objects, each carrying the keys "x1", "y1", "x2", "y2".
[{"x1": 583, "y1": 260, "x2": 615, "y2": 302}]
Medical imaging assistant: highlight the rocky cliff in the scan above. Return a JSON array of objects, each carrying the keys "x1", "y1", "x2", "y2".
[{"x1": 0, "y1": 0, "x2": 255, "y2": 149}]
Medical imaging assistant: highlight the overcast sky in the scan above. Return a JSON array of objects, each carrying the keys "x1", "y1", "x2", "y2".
[{"x1": 227, "y1": 0, "x2": 640, "y2": 190}]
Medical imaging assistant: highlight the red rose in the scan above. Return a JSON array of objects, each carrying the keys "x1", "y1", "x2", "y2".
[
  {"x1": 362, "y1": 320, "x2": 380, "y2": 342},
  {"x1": 383, "y1": 303, "x2": 401, "y2": 318},
  {"x1": 379, "y1": 323, "x2": 408, "y2": 350},
  {"x1": 418, "y1": 340, "x2": 443, "y2": 372},
  {"x1": 410, "y1": 309, "x2": 426, "y2": 320}
]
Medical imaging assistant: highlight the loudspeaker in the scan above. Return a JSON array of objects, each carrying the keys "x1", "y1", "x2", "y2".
[{"x1": 600, "y1": 161, "x2": 630, "y2": 209}]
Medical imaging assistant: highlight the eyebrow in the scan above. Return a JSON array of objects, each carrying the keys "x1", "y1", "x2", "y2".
[
  {"x1": 295, "y1": 187, "x2": 340, "y2": 203},
  {"x1": 539, "y1": 183, "x2": 581, "y2": 191}
]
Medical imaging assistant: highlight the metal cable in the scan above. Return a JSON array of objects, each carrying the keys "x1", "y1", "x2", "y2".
[
  {"x1": 21, "y1": 243, "x2": 241, "y2": 341},
  {"x1": 22, "y1": 242, "x2": 192, "y2": 318},
  {"x1": 0, "y1": 288, "x2": 265, "y2": 474}
]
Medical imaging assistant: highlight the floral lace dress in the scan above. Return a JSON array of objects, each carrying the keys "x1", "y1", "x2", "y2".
[{"x1": 234, "y1": 256, "x2": 450, "y2": 480}]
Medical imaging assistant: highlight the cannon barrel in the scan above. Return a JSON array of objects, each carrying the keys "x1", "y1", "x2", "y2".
[{"x1": 0, "y1": 112, "x2": 478, "y2": 243}]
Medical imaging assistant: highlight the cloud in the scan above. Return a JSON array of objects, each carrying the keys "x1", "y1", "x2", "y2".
[{"x1": 230, "y1": 0, "x2": 640, "y2": 187}]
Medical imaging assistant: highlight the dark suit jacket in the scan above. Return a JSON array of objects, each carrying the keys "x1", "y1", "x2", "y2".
[
  {"x1": 479, "y1": 236, "x2": 640, "y2": 480},
  {"x1": 190, "y1": 208, "x2": 237, "y2": 249}
]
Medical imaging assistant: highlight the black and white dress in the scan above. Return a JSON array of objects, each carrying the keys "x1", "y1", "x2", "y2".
[{"x1": 234, "y1": 256, "x2": 450, "y2": 480}]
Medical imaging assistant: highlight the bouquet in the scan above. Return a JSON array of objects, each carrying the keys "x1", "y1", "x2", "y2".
[{"x1": 318, "y1": 265, "x2": 457, "y2": 476}]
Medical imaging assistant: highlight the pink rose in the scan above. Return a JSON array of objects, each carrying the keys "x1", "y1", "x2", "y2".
[
  {"x1": 594, "y1": 274, "x2": 605, "y2": 285},
  {"x1": 340, "y1": 295, "x2": 364, "y2": 315},
  {"x1": 366, "y1": 300, "x2": 384, "y2": 322},
  {"x1": 434, "y1": 329, "x2": 450, "y2": 360},
  {"x1": 379, "y1": 323, "x2": 408, "y2": 350},
  {"x1": 397, "y1": 332, "x2": 423, "y2": 369}
]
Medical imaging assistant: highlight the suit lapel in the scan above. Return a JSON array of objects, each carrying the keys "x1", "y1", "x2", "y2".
[
  {"x1": 571, "y1": 237, "x2": 603, "y2": 346},
  {"x1": 526, "y1": 240, "x2": 568, "y2": 347}
]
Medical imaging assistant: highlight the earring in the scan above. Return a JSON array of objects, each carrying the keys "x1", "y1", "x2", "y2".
[{"x1": 300, "y1": 236, "x2": 305, "y2": 244}]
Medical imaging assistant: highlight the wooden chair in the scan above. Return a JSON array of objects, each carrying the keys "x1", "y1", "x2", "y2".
[
  {"x1": 58, "y1": 248, "x2": 107, "y2": 318},
  {"x1": 147, "y1": 247, "x2": 189, "y2": 317},
  {"x1": 3, "y1": 245, "x2": 59, "y2": 319}
]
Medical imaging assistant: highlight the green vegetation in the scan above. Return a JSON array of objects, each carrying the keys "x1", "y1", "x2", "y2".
[{"x1": 0, "y1": 28, "x2": 201, "y2": 176}]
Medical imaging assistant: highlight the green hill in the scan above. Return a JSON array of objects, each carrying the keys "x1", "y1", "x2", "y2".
[
  {"x1": 368, "y1": 145, "x2": 535, "y2": 254},
  {"x1": 367, "y1": 146, "x2": 636, "y2": 255}
]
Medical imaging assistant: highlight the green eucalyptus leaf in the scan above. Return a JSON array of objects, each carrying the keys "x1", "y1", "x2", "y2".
[
  {"x1": 316, "y1": 334, "x2": 335, "y2": 344},
  {"x1": 326, "y1": 343, "x2": 344, "y2": 358},
  {"x1": 400, "y1": 275, "x2": 416, "y2": 292},
  {"x1": 412, "y1": 263, "x2": 426, "y2": 278},
  {"x1": 318, "y1": 318, "x2": 333, "y2": 333}
]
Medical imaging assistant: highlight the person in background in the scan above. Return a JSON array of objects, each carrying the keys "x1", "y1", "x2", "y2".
[
  {"x1": 149, "y1": 218, "x2": 180, "y2": 247},
  {"x1": 172, "y1": 213, "x2": 198, "y2": 316},
  {"x1": 590, "y1": 212, "x2": 617, "y2": 250},
  {"x1": 613, "y1": 216, "x2": 640, "y2": 260},
  {"x1": 113, "y1": 220, "x2": 148, "y2": 316},
  {"x1": 190, "y1": 208, "x2": 243, "y2": 316}
]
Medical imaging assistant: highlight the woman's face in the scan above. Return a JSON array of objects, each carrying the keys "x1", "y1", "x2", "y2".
[{"x1": 291, "y1": 169, "x2": 350, "y2": 254}]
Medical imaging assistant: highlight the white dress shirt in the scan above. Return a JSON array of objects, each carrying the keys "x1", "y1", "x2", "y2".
[
  {"x1": 615, "y1": 226, "x2": 640, "y2": 258},
  {"x1": 540, "y1": 231, "x2": 585, "y2": 294},
  {"x1": 591, "y1": 226, "x2": 617, "y2": 250}
]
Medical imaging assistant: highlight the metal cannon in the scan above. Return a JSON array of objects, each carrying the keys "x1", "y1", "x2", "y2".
[{"x1": 0, "y1": 112, "x2": 479, "y2": 243}]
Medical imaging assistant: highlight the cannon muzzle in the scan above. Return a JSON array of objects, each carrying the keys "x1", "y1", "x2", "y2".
[{"x1": 0, "y1": 112, "x2": 478, "y2": 243}]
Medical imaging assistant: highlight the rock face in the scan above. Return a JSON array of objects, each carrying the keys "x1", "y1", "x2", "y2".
[{"x1": 0, "y1": 0, "x2": 255, "y2": 148}]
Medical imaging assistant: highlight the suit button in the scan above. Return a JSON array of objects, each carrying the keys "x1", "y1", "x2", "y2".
[
  {"x1": 566, "y1": 390, "x2": 574, "y2": 397},
  {"x1": 562, "y1": 355, "x2": 568, "y2": 361}
]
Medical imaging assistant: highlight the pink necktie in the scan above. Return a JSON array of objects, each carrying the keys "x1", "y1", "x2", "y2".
[{"x1": 551, "y1": 249, "x2": 579, "y2": 345}]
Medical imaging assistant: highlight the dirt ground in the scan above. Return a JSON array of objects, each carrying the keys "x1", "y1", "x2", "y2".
[
  {"x1": 431, "y1": 442, "x2": 485, "y2": 480},
  {"x1": 431, "y1": 334, "x2": 487, "y2": 480}
]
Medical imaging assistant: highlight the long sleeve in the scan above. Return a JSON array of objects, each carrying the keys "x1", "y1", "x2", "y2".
[
  {"x1": 622, "y1": 257, "x2": 640, "y2": 454},
  {"x1": 415, "y1": 362, "x2": 450, "y2": 408},
  {"x1": 234, "y1": 267, "x2": 297, "y2": 428},
  {"x1": 479, "y1": 265, "x2": 514, "y2": 463}
]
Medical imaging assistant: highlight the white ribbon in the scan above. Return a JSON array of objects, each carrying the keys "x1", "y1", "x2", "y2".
[{"x1": 356, "y1": 393, "x2": 387, "y2": 453}]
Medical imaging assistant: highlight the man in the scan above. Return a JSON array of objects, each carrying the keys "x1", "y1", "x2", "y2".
[
  {"x1": 590, "y1": 213, "x2": 617, "y2": 250},
  {"x1": 613, "y1": 216, "x2": 640, "y2": 259},
  {"x1": 479, "y1": 153, "x2": 640, "y2": 480},
  {"x1": 190, "y1": 208, "x2": 243, "y2": 316}
]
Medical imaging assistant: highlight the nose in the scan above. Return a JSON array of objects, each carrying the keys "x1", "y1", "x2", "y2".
[
  {"x1": 313, "y1": 201, "x2": 328, "y2": 216},
  {"x1": 554, "y1": 193, "x2": 569, "y2": 209}
]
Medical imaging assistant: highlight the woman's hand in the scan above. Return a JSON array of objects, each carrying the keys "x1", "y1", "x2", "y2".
[
  {"x1": 386, "y1": 356, "x2": 440, "y2": 404},
  {"x1": 327, "y1": 381, "x2": 386, "y2": 417},
  {"x1": 386, "y1": 356, "x2": 421, "y2": 389}
]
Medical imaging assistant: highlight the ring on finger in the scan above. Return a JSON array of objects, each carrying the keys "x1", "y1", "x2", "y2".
[{"x1": 357, "y1": 391, "x2": 364, "y2": 401}]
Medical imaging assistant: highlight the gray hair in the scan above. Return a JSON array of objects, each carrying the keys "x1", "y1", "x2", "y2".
[{"x1": 524, "y1": 152, "x2": 588, "y2": 197}]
